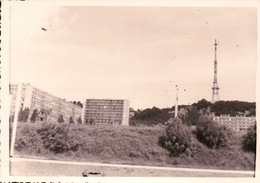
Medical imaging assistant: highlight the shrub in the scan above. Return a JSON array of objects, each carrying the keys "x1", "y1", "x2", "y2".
[
  {"x1": 13, "y1": 124, "x2": 43, "y2": 153},
  {"x1": 37, "y1": 122, "x2": 80, "y2": 153},
  {"x1": 158, "y1": 117, "x2": 191, "y2": 157},
  {"x1": 181, "y1": 106, "x2": 200, "y2": 126},
  {"x1": 242, "y1": 124, "x2": 256, "y2": 153},
  {"x1": 30, "y1": 109, "x2": 38, "y2": 122},
  {"x1": 77, "y1": 116, "x2": 82, "y2": 124},
  {"x1": 57, "y1": 115, "x2": 64, "y2": 123},
  {"x1": 18, "y1": 107, "x2": 30, "y2": 122},
  {"x1": 69, "y1": 116, "x2": 74, "y2": 124},
  {"x1": 195, "y1": 115, "x2": 232, "y2": 149}
]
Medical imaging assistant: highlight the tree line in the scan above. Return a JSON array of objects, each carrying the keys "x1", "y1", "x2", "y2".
[
  {"x1": 70, "y1": 101, "x2": 83, "y2": 108},
  {"x1": 193, "y1": 99, "x2": 255, "y2": 116},
  {"x1": 9, "y1": 107, "x2": 83, "y2": 124},
  {"x1": 130, "y1": 99, "x2": 256, "y2": 126}
]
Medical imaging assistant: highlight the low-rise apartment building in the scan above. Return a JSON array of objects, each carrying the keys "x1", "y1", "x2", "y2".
[
  {"x1": 83, "y1": 99, "x2": 130, "y2": 126},
  {"x1": 9, "y1": 83, "x2": 82, "y2": 123},
  {"x1": 213, "y1": 115, "x2": 256, "y2": 132}
]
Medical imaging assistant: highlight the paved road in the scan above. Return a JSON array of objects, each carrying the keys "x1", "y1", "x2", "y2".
[{"x1": 10, "y1": 157, "x2": 255, "y2": 177}]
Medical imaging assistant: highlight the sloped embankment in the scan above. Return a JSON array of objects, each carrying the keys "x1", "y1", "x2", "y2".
[{"x1": 13, "y1": 123, "x2": 255, "y2": 170}]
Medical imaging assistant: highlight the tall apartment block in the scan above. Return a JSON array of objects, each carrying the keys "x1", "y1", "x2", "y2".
[
  {"x1": 9, "y1": 83, "x2": 82, "y2": 122},
  {"x1": 83, "y1": 99, "x2": 130, "y2": 126}
]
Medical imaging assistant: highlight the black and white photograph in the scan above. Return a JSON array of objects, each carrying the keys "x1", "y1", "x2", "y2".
[{"x1": 1, "y1": 0, "x2": 259, "y2": 182}]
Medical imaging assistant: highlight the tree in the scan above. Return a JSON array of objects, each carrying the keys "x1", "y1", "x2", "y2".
[
  {"x1": 89, "y1": 118, "x2": 94, "y2": 125},
  {"x1": 71, "y1": 101, "x2": 83, "y2": 108},
  {"x1": 195, "y1": 115, "x2": 232, "y2": 149},
  {"x1": 76, "y1": 101, "x2": 83, "y2": 108},
  {"x1": 158, "y1": 117, "x2": 192, "y2": 157},
  {"x1": 211, "y1": 100, "x2": 256, "y2": 116},
  {"x1": 181, "y1": 106, "x2": 200, "y2": 126},
  {"x1": 69, "y1": 116, "x2": 74, "y2": 124},
  {"x1": 248, "y1": 108, "x2": 256, "y2": 116},
  {"x1": 30, "y1": 109, "x2": 38, "y2": 122},
  {"x1": 18, "y1": 107, "x2": 23, "y2": 121},
  {"x1": 18, "y1": 107, "x2": 30, "y2": 122},
  {"x1": 132, "y1": 106, "x2": 171, "y2": 126},
  {"x1": 77, "y1": 116, "x2": 82, "y2": 124},
  {"x1": 242, "y1": 124, "x2": 256, "y2": 153},
  {"x1": 194, "y1": 99, "x2": 211, "y2": 110},
  {"x1": 57, "y1": 114, "x2": 64, "y2": 123}
]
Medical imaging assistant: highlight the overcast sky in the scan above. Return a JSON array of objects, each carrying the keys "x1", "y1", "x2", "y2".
[{"x1": 9, "y1": 5, "x2": 257, "y2": 109}]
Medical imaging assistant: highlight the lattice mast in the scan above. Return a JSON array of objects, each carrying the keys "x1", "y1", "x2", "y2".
[{"x1": 211, "y1": 39, "x2": 220, "y2": 103}]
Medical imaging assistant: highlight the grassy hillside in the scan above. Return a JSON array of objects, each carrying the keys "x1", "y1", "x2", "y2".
[{"x1": 12, "y1": 122, "x2": 255, "y2": 171}]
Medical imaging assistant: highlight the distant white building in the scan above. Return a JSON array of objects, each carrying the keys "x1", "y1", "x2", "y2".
[
  {"x1": 213, "y1": 115, "x2": 256, "y2": 132},
  {"x1": 83, "y1": 99, "x2": 130, "y2": 126}
]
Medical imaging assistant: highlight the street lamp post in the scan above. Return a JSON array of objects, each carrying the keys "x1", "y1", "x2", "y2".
[
  {"x1": 10, "y1": 26, "x2": 47, "y2": 157},
  {"x1": 175, "y1": 85, "x2": 178, "y2": 118},
  {"x1": 10, "y1": 31, "x2": 30, "y2": 156}
]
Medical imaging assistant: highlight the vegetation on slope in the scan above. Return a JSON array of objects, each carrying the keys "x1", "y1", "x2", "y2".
[{"x1": 12, "y1": 122, "x2": 255, "y2": 170}]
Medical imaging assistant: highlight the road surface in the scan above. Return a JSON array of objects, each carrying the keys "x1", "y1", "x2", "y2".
[{"x1": 10, "y1": 157, "x2": 255, "y2": 177}]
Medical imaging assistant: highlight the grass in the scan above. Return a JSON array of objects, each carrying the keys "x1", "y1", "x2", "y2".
[{"x1": 12, "y1": 122, "x2": 256, "y2": 171}]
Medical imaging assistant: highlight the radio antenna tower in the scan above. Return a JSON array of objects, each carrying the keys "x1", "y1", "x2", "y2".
[{"x1": 211, "y1": 39, "x2": 220, "y2": 103}]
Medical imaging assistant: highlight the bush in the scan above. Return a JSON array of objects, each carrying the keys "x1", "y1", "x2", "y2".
[
  {"x1": 11, "y1": 123, "x2": 256, "y2": 170},
  {"x1": 18, "y1": 107, "x2": 30, "y2": 122},
  {"x1": 77, "y1": 116, "x2": 82, "y2": 124},
  {"x1": 69, "y1": 116, "x2": 74, "y2": 124},
  {"x1": 30, "y1": 109, "x2": 38, "y2": 122},
  {"x1": 57, "y1": 115, "x2": 64, "y2": 123},
  {"x1": 195, "y1": 116, "x2": 232, "y2": 149},
  {"x1": 37, "y1": 122, "x2": 80, "y2": 153},
  {"x1": 158, "y1": 117, "x2": 191, "y2": 157},
  {"x1": 242, "y1": 124, "x2": 256, "y2": 153},
  {"x1": 181, "y1": 106, "x2": 200, "y2": 126},
  {"x1": 13, "y1": 124, "x2": 44, "y2": 153}
]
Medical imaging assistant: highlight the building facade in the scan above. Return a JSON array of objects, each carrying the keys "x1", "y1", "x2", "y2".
[
  {"x1": 9, "y1": 83, "x2": 82, "y2": 123},
  {"x1": 213, "y1": 115, "x2": 256, "y2": 132},
  {"x1": 83, "y1": 99, "x2": 130, "y2": 126}
]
